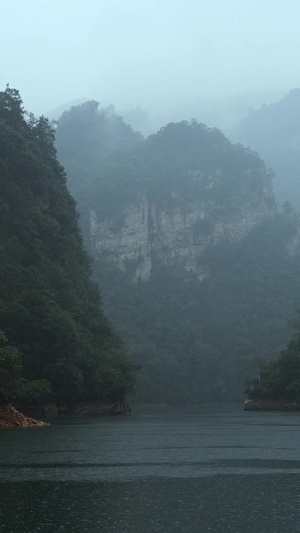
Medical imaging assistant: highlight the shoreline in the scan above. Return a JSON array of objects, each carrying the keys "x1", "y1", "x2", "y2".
[{"x1": 244, "y1": 399, "x2": 300, "y2": 411}]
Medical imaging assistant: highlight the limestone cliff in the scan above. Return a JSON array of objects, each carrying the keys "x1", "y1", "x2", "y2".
[{"x1": 89, "y1": 175, "x2": 275, "y2": 281}]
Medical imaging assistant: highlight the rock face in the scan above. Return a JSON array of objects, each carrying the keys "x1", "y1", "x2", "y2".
[
  {"x1": 89, "y1": 183, "x2": 276, "y2": 281},
  {"x1": 286, "y1": 226, "x2": 300, "y2": 256},
  {"x1": 0, "y1": 404, "x2": 49, "y2": 428}
]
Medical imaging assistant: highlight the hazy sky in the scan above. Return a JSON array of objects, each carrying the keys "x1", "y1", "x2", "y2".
[{"x1": 2, "y1": 0, "x2": 300, "y2": 131}]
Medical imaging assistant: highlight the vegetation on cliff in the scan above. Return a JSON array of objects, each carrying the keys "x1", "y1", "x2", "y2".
[
  {"x1": 0, "y1": 87, "x2": 137, "y2": 409},
  {"x1": 0, "y1": 331, "x2": 22, "y2": 404},
  {"x1": 56, "y1": 103, "x2": 273, "y2": 221},
  {"x1": 55, "y1": 101, "x2": 300, "y2": 402},
  {"x1": 245, "y1": 317, "x2": 300, "y2": 403}
]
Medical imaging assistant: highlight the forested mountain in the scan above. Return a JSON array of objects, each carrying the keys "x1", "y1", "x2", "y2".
[
  {"x1": 55, "y1": 101, "x2": 300, "y2": 403},
  {"x1": 0, "y1": 87, "x2": 136, "y2": 410},
  {"x1": 230, "y1": 89, "x2": 300, "y2": 208}
]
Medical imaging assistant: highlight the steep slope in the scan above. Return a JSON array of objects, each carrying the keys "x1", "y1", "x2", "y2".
[
  {"x1": 0, "y1": 87, "x2": 136, "y2": 410},
  {"x1": 55, "y1": 103, "x2": 300, "y2": 402},
  {"x1": 230, "y1": 89, "x2": 300, "y2": 208}
]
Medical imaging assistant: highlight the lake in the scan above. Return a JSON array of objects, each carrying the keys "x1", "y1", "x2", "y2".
[{"x1": 1, "y1": 405, "x2": 300, "y2": 532}]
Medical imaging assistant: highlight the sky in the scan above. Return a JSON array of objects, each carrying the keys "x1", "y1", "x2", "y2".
[{"x1": 2, "y1": 0, "x2": 300, "y2": 132}]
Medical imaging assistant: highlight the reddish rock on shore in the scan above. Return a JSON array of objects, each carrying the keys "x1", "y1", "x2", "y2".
[{"x1": 0, "y1": 404, "x2": 49, "y2": 428}]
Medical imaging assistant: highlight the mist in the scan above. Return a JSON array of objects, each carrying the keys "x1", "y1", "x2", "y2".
[
  {"x1": 2, "y1": 4, "x2": 300, "y2": 529},
  {"x1": 2, "y1": 0, "x2": 300, "y2": 133}
]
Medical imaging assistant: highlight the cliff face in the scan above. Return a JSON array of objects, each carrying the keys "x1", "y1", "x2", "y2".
[{"x1": 89, "y1": 177, "x2": 275, "y2": 281}]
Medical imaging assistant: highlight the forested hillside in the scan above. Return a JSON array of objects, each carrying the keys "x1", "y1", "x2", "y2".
[
  {"x1": 93, "y1": 215, "x2": 300, "y2": 402},
  {"x1": 55, "y1": 102, "x2": 300, "y2": 403},
  {"x1": 0, "y1": 87, "x2": 136, "y2": 410}
]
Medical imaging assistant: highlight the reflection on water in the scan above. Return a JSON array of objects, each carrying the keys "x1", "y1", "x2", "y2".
[{"x1": 1, "y1": 406, "x2": 300, "y2": 532}]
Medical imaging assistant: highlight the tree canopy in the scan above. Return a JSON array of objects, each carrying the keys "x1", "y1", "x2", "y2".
[
  {"x1": 0, "y1": 86, "x2": 137, "y2": 407},
  {"x1": 245, "y1": 316, "x2": 300, "y2": 403}
]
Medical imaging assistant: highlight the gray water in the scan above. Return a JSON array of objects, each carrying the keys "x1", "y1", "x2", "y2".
[{"x1": 1, "y1": 405, "x2": 300, "y2": 532}]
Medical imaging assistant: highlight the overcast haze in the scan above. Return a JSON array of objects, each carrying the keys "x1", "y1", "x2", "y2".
[{"x1": 2, "y1": 0, "x2": 300, "y2": 132}]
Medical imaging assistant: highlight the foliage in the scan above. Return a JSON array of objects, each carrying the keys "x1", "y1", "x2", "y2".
[
  {"x1": 0, "y1": 86, "x2": 137, "y2": 407},
  {"x1": 56, "y1": 108, "x2": 267, "y2": 223},
  {"x1": 0, "y1": 330, "x2": 22, "y2": 404},
  {"x1": 245, "y1": 325, "x2": 300, "y2": 402},
  {"x1": 93, "y1": 216, "x2": 300, "y2": 403},
  {"x1": 14, "y1": 379, "x2": 53, "y2": 406}
]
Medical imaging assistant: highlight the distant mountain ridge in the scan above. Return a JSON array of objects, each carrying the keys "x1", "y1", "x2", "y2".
[{"x1": 230, "y1": 89, "x2": 300, "y2": 208}]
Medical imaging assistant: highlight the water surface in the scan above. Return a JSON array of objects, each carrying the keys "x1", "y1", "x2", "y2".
[{"x1": 1, "y1": 405, "x2": 300, "y2": 532}]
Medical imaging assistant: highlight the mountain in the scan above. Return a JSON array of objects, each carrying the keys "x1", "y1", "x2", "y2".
[
  {"x1": 0, "y1": 87, "x2": 136, "y2": 411},
  {"x1": 230, "y1": 89, "x2": 300, "y2": 208},
  {"x1": 86, "y1": 121, "x2": 276, "y2": 282},
  {"x1": 55, "y1": 102, "x2": 300, "y2": 403}
]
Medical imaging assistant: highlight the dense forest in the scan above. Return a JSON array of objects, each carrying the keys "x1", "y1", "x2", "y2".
[
  {"x1": 55, "y1": 101, "x2": 300, "y2": 403},
  {"x1": 0, "y1": 87, "x2": 136, "y2": 410},
  {"x1": 92, "y1": 216, "x2": 300, "y2": 402},
  {"x1": 56, "y1": 104, "x2": 272, "y2": 222}
]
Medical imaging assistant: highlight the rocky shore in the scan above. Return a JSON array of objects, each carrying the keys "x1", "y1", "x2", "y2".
[
  {"x1": 244, "y1": 399, "x2": 300, "y2": 411},
  {"x1": 14, "y1": 400, "x2": 132, "y2": 419},
  {"x1": 62, "y1": 401, "x2": 132, "y2": 417},
  {"x1": 0, "y1": 404, "x2": 49, "y2": 428}
]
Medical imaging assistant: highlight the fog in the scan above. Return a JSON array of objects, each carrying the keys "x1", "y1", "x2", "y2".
[{"x1": 2, "y1": 0, "x2": 300, "y2": 132}]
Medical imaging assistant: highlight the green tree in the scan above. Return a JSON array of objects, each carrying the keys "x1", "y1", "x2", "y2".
[
  {"x1": 0, "y1": 331, "x2": 22, "y2": 404},
  {"x1": 245, "y1": 328, "x2": 300, "y2": 402},
  {"x1": 0, "y1": 86, "x2": 137, "y2": 407}
]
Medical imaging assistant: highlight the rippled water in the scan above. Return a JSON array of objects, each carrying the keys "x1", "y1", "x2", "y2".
[{"x1": 1, "y1": 405, "x2": 300, "y2": 532}]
